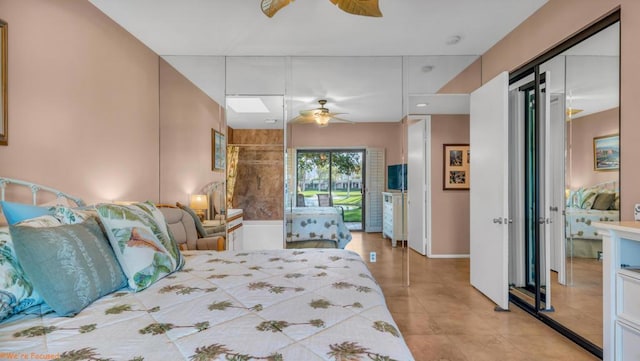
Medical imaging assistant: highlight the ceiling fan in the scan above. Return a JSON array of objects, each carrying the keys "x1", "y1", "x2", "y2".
[
  {"x1": 261, "y1": 0, "x2": 382, "y2": 18},
  {"x1": 291, "y1": 100, "x2": 354, "y2": 127}
]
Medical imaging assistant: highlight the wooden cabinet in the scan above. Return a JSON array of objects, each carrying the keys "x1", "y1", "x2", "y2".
[
  {"x1": 595, "y1": 221, "x2": 640, "y2": 361},
  {"x1": 226, "y1": 209, "x2": 243, "y2": 251},
  {"x1": 382, "y1": 192, "x2": 407, "y2": 247}
]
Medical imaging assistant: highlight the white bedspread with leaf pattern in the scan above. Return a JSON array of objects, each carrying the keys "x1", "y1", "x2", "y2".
[{"x1": 0, "y1": 249, "x2": 413, "y2": 361}]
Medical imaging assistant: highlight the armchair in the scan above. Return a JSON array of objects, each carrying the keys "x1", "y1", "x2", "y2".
[{"x1": 159, "y1": 207, "x2": 224, "y2": 251}]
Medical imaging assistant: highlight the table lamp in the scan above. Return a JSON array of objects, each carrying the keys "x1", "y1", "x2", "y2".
[{"x1": 190, "y1": 194, "x2": 208, "y2": 221}]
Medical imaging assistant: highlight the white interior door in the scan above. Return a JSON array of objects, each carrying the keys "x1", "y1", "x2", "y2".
[
  {"x1": 470, "y1": 71, "x2": 510, "y2": 311},
  {"x1": 408, "y1": 117, "x2": 428, "y2": 255}
]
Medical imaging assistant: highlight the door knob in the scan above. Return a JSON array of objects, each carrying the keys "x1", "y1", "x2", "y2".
[{"x1": 493, "y1": 218, "x2": 503, "y2": 224}]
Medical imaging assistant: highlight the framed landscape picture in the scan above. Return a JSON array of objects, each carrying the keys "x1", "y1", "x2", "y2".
[
  {"x1": 593, "y1": 134, "x2": 619, "y2": 171},
  {"x1": 212, "y1": 129, "x2": 226, "y2": 172},
  {"x1": 443, "y1": 144, "x2": 470, "y2": 190}
]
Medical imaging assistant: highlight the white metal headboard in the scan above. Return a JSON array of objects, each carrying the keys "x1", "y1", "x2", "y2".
[
  {"x1": 0, "y1": 177, "x2": 86, "y2": 207},
  {"x1": 592, "y1": 180, "x2": 619, "y2": 191}
]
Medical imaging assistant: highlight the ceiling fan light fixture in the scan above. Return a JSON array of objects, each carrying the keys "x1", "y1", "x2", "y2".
[{"x1": 315, "y1": 113, "x2": 331, "y2": 127}]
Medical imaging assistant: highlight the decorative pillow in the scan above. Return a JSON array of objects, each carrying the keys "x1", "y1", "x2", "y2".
[
  {"x1": 96, "y1": 202, "x2": 183, "y2": 291},
  {"x1": 611, "y1": 192, "x2": 620, "y2": 210},
  {"x1": 176, "y1": 202, "x2": 208, "y2": 238},
  {"x1": 51, "y1": 205, "x2": 95, "y2": 225},
  {"x1": 0, "y1": 201, "x2": 52, "y2": 225},
  {"x1": 570, "y1": 188, "x2": 598, "y2": 209},
  {"x1": 592, "y1": 192, "x2": 615, "y2": 210},
  {"x1": 0, "y1": 227, "x2": 45, "y2": 321},
  {"x1": 134, "y1": 201, "x2": 176, "y2": 243},
  {"x1": 9, "y1": 218, "x2": 127, "y2": 317},
  {"x1": 15, "y1": 214, "x2": 62, "y2": 228}
]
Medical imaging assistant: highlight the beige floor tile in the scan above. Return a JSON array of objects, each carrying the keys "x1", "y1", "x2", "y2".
[{"x1": 345, "y1": 232, "x2": 599, "y2": 361}]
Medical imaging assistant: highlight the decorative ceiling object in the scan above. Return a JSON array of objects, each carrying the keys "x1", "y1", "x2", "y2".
[
  {"x1": 291, "y1": 99, "x2": 354, "y2": 127},
  {"x1": 261, "y1": 0, "x2": 382, "y2": 18}
]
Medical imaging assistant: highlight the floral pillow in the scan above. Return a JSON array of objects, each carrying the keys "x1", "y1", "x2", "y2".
[
  {"x1": 0, "y1": 227, "x2": 45, "y2": 321},
  {"x1": 96, "y1": 202, "x2": 184, "y2": 291}
]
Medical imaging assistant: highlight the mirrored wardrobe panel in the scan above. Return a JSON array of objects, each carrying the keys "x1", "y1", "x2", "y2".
[{"x1": 507, "y1": 20, "x2": 619, "y2": 354}]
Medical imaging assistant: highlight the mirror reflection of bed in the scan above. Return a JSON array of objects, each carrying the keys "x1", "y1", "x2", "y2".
[{"x1": 286, "y1": 206, "x2": 352, "y2": 249}]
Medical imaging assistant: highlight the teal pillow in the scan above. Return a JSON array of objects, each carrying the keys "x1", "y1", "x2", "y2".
[
  {"x1": 176, "y1": 202, "x2": 208, "y2": 238},
  {"x1": 0, "y1": 201, "x2": 51, "y2": 225},
  {"x1": 96, "y1": 202, "x2": 183, "y2": 292},
  {"x1": 10, "y1": 218, "x2": 127, "y2": 316}
]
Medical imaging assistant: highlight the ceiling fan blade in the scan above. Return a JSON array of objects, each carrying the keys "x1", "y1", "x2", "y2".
[
  {"x1": 261, "y1": 0, "x2": 293, "y2": 18},
  {"x1": 290, "y1": 115, "x2": 317, "y2": 124},
  {"x1": 299, "y1": 109, "x2": 321, "y2": 116},
  {"x1": 329, "y1": 0, "x2": 383, "y2": 17},
  {"x1": 330, "y1": 116, "x2": 354, "y2": 123}
]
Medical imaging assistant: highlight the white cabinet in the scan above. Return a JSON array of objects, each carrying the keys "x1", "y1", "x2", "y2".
[
  {"x1": 594, "y1": 221, "x2": 640, "y2": 361},
  {"x1": 226, "y1": 209, "x2": 243, "y2": 251},
  {"x1": 382, "y1": 192, "x2": 407, "y2": 247}
]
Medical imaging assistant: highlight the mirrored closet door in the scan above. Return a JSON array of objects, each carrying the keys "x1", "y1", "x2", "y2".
[{"x1": 507, "y1": 18, "x2": 619, "y2": 356}]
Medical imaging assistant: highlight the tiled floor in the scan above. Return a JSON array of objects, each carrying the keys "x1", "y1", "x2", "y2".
[
  {"x1": 345, "y1": 232, "x2": 600, "y2": 361},
  {"x1": 545, "y1": 258, "x2": 602, "y2": 347}
]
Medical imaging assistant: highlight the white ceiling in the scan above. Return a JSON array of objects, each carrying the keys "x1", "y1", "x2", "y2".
[
  {"x1": 542, "y1": 22, "x2": 619, "y2": 119},
  {"x1": 89, "y1": 0, "x2": 549, "y2": 127}
]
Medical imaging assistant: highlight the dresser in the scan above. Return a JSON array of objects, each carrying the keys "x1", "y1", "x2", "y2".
[
  {"x1": 382, "y1": 192, "x2": 407, "y2": 247},
  {"x1": 226, "y1": 208, "x2": 244, "y2": 251},
  {"x1": 595, "y1": 221, "x2": 640, "y2": 361}
]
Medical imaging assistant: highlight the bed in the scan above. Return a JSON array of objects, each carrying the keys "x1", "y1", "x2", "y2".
[
  {"x1": 565, "y1": 181, "x2": 619, "y2": 258},
  {"x1": 0, "y1": 177, "x2": 412, "y2": 360},
  {"x1": 285, "y1": 207, "x2": 352, "y2": 249}
]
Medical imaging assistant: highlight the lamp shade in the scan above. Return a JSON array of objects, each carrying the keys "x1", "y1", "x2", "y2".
[{"x1": 190, "y1": 194, "x2": 208, "y2": 210}]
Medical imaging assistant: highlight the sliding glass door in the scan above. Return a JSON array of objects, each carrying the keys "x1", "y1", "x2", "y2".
[{"x1": 296, "y1": 149, "x2": 364, "y2": 231}]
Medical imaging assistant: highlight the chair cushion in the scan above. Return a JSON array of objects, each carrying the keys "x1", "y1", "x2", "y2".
[
  {"x1": 176, "y1": 202, "x2": 208, "y2": 238},
  {"x1": 159, "y1": 207, "x2": 198, "y2": 250}
]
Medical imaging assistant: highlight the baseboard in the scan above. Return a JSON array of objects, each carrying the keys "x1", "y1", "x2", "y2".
[{"x1": 427, "y1": 254, "x2": 470, "y2": 259}]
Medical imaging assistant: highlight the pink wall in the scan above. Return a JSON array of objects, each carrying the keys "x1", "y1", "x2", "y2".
[
  {"x1": 0, "y1": 0, "x2": 160, "y2": 204},
  {"x1": 431, "y1": 115, "x2": 470, "y2": 255},
  {"x1": 438, "y1": 58, "x2": 482, "y2": 94},
  {"x1": 570, "y1": 108, "x2": 619, "y2": 189},
  {"x1": 159, "y1": 59, "x2": 225, "y2": 205},
  {"x1": 290, "y1": 122, "x2": 403, "y2": 166}
]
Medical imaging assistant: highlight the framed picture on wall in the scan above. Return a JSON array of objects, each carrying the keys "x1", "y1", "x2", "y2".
[
  {"x1": 443, "y1": 144, "x2": 470, "y2": 190},
  {"x1": 212, "y1": 129, "x2": 226, "y2": 172},
  {"x1": 593, "y1": 134, "x2": 619, "y2": 171}
]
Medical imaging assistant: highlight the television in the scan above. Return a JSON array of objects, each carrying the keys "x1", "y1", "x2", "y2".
[{"x1": 387, "y1": 164, "x2": 407, "y2": 190}]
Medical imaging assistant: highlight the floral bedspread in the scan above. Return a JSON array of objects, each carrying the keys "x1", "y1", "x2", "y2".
[
  {"x1": 1, "y1": 249, "x2": 413, "y2": 361},
  {"x1": 565, "y1": 207, "x2": 619, "y2": 240},
  {"x1": 286, "y1": 207, "x2": 352, "y2": 248}
]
